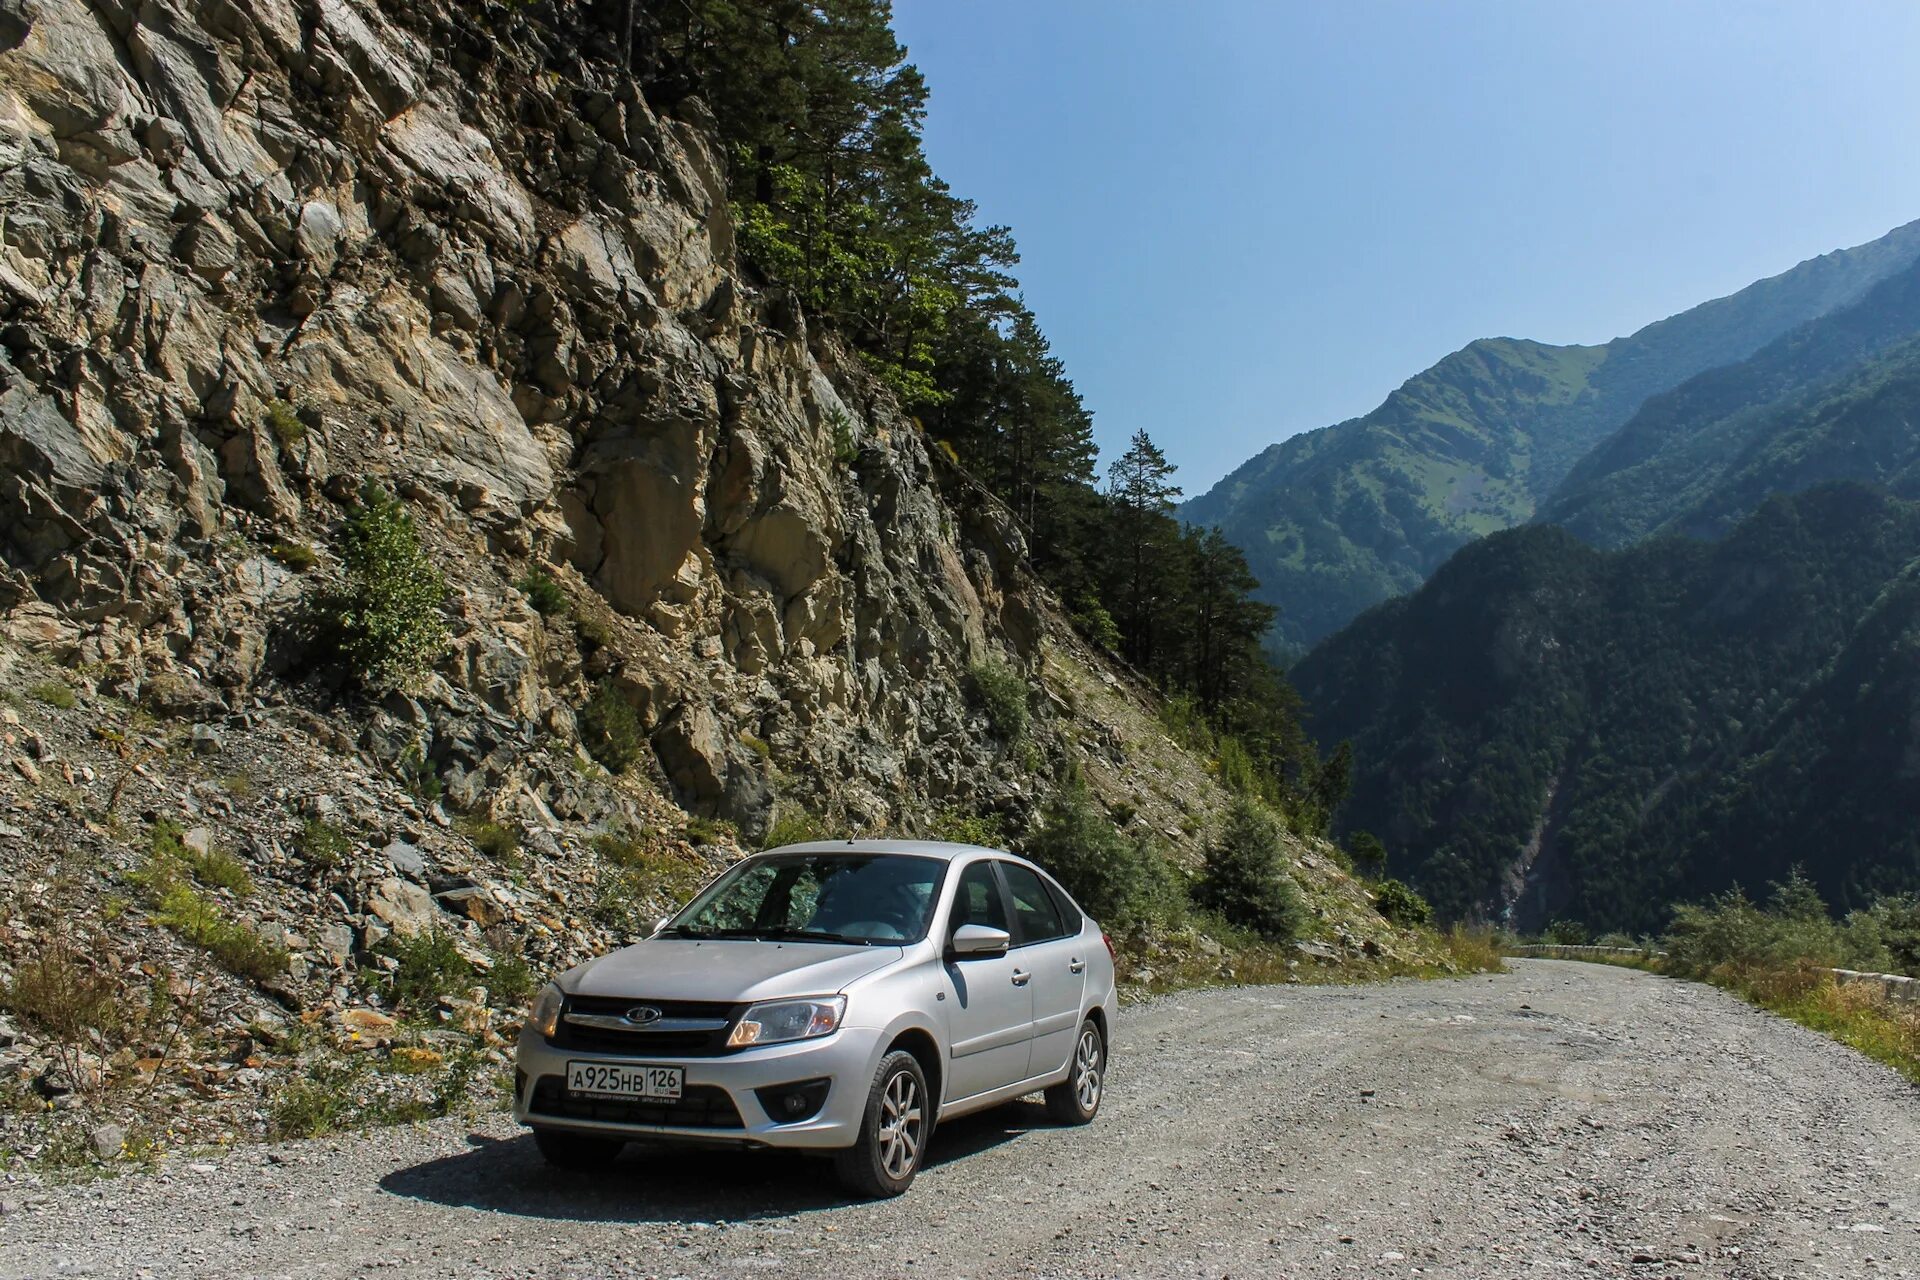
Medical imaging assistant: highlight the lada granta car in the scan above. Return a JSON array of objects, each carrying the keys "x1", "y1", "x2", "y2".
[{"x1": 513, "y1": 840, "x2": 1119, "y2": 1196}]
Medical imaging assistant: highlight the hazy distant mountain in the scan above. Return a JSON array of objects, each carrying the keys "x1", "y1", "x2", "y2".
[
  {"x1": 1290, "y1": 485, "x2": 1920, "y2": 932},
  {"x1": 1185, "y1": 220, "x2": 1920, "y2": 651},
  {"x1": 1541, "y1": 257, "x2": 1920, "y2": 545}
]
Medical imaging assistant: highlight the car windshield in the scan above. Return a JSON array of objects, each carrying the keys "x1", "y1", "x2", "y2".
[{"x1": 665, "y1": 853, "x2": 947, "y2": 945}]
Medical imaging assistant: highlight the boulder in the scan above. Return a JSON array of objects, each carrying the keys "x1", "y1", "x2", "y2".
[{"x1": 367, "y1": 877, "x2": 437, "y2": 935}]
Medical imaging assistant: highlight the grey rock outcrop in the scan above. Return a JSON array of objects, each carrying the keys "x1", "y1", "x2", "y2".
[{"x1": 0, "y1": 0, "x2": 1050, "y2": 837}]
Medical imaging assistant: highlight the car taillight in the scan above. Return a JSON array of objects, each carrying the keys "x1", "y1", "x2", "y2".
[{"x1": 1102, "y1": 931, "x2": 1116, "y2": 964}]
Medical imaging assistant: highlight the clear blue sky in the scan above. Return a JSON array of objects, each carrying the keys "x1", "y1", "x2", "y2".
[{"x1": 891, "y1": 0, "x2": 1920, "y2": 497}]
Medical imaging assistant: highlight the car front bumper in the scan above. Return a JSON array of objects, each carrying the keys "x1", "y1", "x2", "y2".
[{"x1": 512, "y1": 1022, "x2": 886, "y2": 1151}]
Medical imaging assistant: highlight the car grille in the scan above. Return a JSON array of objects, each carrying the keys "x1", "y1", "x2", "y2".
[
  {"x1": 529, "y1": 1075, "x2": 745, "y2": 1129},
  {"x1": 548, "y1": 995, "x2": 743, "y2": 1057}
]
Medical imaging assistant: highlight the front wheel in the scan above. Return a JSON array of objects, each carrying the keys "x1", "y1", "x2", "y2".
[
  {"x1": 834, "y1": 1050, "x2": 929, "y2": 1197},
  {"x1": 1044, "y1": 1019, "x2": 1105, "y2": 1124}
]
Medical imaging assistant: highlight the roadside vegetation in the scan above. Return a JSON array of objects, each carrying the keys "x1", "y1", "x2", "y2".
[{"x1": 1515, "y1": 871, "x2": 1920, "y2": 1083}]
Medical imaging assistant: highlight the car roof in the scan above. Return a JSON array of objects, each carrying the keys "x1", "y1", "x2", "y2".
[{"x1": 757, "y1": 838, "x2": 1013, "y2": 863}]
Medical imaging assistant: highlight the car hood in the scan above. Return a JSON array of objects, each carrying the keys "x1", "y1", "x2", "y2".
[{"x1": 562, "y1": 938, "x2": 903, "y2": 1003}]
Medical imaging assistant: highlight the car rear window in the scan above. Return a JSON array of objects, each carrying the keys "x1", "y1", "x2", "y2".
[{"x1": 1001, "y1": 863, "x2": 1070, "y2": 943}]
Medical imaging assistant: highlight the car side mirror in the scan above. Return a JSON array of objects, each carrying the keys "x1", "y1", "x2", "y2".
[
  {"x1": 948, "y1": 924, "x2": 1011, "y2": 959},
  {"x1": 652, "y1": 916, "x2": 670, "y2": 937}
]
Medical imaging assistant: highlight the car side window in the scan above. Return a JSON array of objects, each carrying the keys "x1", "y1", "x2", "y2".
[
  {"x1": 1038, "y1": 872, "x2": 1083, "y2": 935},
  {"x1": 951, "y1": 861, "x2": 1008, "y2": 935},
  {"x1": 1000, "y1": 863, "x2": 1068, "y2": 944}
]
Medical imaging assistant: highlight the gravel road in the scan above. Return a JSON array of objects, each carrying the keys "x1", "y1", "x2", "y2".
[{"x1": 4, "y1": 960, "x2": 1915, "y2": 1279}]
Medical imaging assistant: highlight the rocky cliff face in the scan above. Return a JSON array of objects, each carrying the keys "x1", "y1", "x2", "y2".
[
  {"x1": 0, "y1": 0, "x2": 1457, "y2": 1162},
  {"x1": 0, "y1": 0, "x2": 1059, "y2": 838}
]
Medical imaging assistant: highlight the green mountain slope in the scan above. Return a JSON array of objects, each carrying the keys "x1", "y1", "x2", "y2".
[
  {"x1": 1185, "y1": 220, "x2": 1920, "y2": 652},
  {"x1": 1290, "y1": 486, "x2": 1920, "y2": 933},
  {"x1": 1542, "y1": 257, "x2": 1920, "y2": 544}
]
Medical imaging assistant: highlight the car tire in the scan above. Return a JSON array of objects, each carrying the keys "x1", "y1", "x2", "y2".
[
  {"x1": 533, "y1": 1126, "x2": 625, "y2": 1170},
  {"x1": 834, "y1": 1049, "x2": 930, "y2": 1197},
  {"x1": 1044, "y1": 1018, "x2": 1105, "y2": 1125}
]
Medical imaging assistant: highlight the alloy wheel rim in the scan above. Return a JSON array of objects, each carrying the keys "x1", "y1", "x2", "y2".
[
  {"x1": 1074, "y1": 1028, "x2": 1102, "y2": 1110},
  {"x1": 876, "y1": 1069, "x2": 922, "y2": 1179}
]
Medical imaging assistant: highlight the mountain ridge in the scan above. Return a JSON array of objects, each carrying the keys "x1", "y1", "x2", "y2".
[{"x1": 1186, "y1": 219, "x2": 1920, "y2": 651}]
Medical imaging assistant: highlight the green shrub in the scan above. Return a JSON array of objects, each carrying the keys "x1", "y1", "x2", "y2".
[
  {"x1": 4, "y1": 936, "x2": 126, "y2": 1042},
  {"x1": 763, "y1": 809, "x2": 829, "y2": 850},
  {"x1": 269, "y1": 542, "x2": 319, "y2": 571},
  {"x1": 331, "y1": 484, "x2": 449, "y2": 692},
  {"x1": 927, "y1": 807, "x2": 1006, "y2": 848},
  {"x1": 28, "y1": 679, "x2": 75, "y2": 710},
  {"x1": 684, "y1": 816, "x2": 734, "y2": 847},
  {"x1": 579, "y1": 683, "x2": 644, "y2": 773},
  {"x1": 1867, "y1": 894, "x2": 1920, "y2": 976},
  {"x1": 1193, "y1": 799, "x2": 1308, "y2": 941},
  {"x1": 1664, "y1": 870, "x2": 1851, "y2": 978},
  {"x1": 151, "y1": 880, "x2": 286, "y2": 980},
  {"x1": 828, "y1": 408, "x2": 860, "y2": 467},
  {"x1": 269, "y1": 1059, "x2": 364, "y2": 1139},
  {"x1": 1071, "y1": 591, "x2": 1122, "y2": 653},
  {"x1": 485, "y1": 944, "x2": 538, "y2": 1008},
  {"x1": 296, "y1": 818, "x2": 352, "y2": 869},
  {"x1": 968, "y1": 659, "x2": 1029, "y2": 742},
  {"x1": 1346, "y1": 830, "x2": 1389, "y2": 880},
  {"x1": 377, "y1": 930, "x2": 473, "y2": 1013},
  {"x1": 1024, "y1": 784, "x2": 1175, "y2": 927},
  {"x1": 516, "y1": 569, "x2": 568, "y2": 618},
  {"x1": 263, "y1": 398, "x2": 305, "y2": 448},
  {"x1": 184, "y1": 845, "x2": 253, "y2": 896},
  {"x1": 591, "y1": 833, "x2": 708, "y2": 928},
  {"x1": 458, "y1": 818, "x2": 521, "y2": 863},
  {"x1": 1373, "y1": 878, "x2": 1433, "y2": 928},
  {"x1": 1542, "y1": 919, "x2": 1590, "y2": 946}
]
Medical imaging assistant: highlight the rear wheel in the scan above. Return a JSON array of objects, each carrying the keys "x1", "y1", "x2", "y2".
[
  {"x1": 533, "y1": 1127, "x2": 625, "y2": 1170},
  {"x1": 1044, "y1": 1019, "x2": 1104, "y2": 1125},
  {"x1": 834, "y1": 1050, "x2": 929, "y2": 1197}
]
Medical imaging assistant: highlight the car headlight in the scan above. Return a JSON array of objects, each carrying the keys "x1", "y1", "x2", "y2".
[
  {"x1": 726, "y1": 996, "x2": 846, "y2": 1048},
  {"x1": 529, "y1": 983, "x2": 564, "y2": 1039}
]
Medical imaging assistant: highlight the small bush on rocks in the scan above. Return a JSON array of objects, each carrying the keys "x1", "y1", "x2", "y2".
[
  {"x1": 967, "y1": 659, "x2": 1029, "y2": 742},
  {"x1": 377, "y1": 930, "x2": 473, "y2": 1014},
  {"x1": 29, "y1": 679, "x2": 75, "y2": 710},
  {"x1": 484, "y1": 934, "x2": 539, "y2": 1008},
  {"x1": 1373, "y1": 878, "x2": 1434, "y2": 928},
  {"x1": 263, "y1": 397, "x2": 305, "y2": 448},
  {"x1": 579, "y1": 683, "x2": 644, "y2": 773},
  {"x1": 763, "y1": 809, "x2": 829, "y2": 849},
  {"x1": 458, "y1": 818, "x2": 521, "y2": 863},
  {"x1": 331, "y1": 484, "x2": 449, "y2": 693},
  {"x1": 1193, "y1": 799, "x2": 1308, "y2": 941},
  {"x1": 296, "y1": 817, "x2": 352, "y2": 869},
  {"x1": 516, "y1": 568, "x2": 568, "y2": 618},
  {"x1": 151, "y1": 880, "x2": 286, "y2": 980},
  {"x1": 268, "y1": 541, "x2": 318, "y2": 571},
  {"x1": 927, "y1": 807, "x2": 1006, "y2": 848},
  {"x1": 4, "y1": 936, "x2": 126, "y2": 1044}
]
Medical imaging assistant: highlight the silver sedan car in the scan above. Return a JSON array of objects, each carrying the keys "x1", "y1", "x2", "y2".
[{"x1": 513, "y1": 840, "x2": 1118, "y2": 1196}]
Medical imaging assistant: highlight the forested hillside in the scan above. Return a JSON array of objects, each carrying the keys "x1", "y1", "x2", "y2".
[
  {"x1": 1542, "y1": 256, "x2": 1920, "y2": 545},
  {"x1": 1185, "y1": 220, "x2": 1920, "y2": 652},
  {"x1": 639, "y1": 2, "x2": 1347, "y2": 803},
  {"x1": 1292, "y1": 485, "x2": 1920, "y2": 932}
]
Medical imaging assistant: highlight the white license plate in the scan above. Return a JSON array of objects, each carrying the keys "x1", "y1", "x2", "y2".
[{"x1": 566, "y1": 1061, "x2": 683, "y2": 1101}]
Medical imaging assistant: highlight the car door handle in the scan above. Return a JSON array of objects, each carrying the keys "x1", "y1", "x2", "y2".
[
  {"x1": 1011, "y1": 969, "x2": 1030, "y2": 987},
  {"x1": 1069, "y1": 958, "x2": 1086, "y2": 973}
]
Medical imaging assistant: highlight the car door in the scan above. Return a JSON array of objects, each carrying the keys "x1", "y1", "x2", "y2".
[
  {"x1": 1000, "y1": 862, "x2": 1087, "y2": 1079},
  {"x1": 939, "y1": 858, "x2": 1034, "y2": 1103}
]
